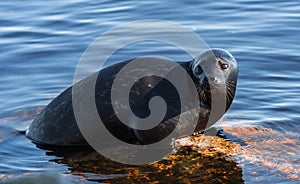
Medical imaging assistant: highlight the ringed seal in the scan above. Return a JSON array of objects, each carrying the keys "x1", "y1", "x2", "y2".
[{"x1": 26, "y1": 48, "x2": 238, "y2": 146}]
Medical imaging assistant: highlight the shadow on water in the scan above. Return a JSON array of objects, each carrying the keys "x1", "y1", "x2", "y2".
[{"x1": 36, "y1": 134, "x2": 244, "y2": 184}]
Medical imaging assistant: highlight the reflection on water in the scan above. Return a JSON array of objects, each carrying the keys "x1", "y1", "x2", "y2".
[
  {"x1": 39, "y1": 133, "x2": 244, "y2": 183},
  {"x1": 1, "y1": 0, "x2": 300, "y2": 183},
  {"x1": 221, "y1": 122, "x2": 300, "y2": 183}
]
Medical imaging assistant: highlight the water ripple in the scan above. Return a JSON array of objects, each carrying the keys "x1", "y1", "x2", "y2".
[{"x1": 0, "y1": 0, "x2": 300, "y2": 183}]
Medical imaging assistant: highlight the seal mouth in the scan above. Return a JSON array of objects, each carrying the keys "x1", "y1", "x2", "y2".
[{"x1": 202, "y1": 80, "x2": 235, "y2": 94}]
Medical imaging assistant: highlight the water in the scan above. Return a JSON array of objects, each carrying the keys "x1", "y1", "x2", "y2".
[{"x1": 0, "y1": 0, "x2": 299, "y2": 183}]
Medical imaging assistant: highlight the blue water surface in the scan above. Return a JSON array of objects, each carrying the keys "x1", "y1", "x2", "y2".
[{"x1": 0, "y1": 0, "x2": 299, "y2": 183}]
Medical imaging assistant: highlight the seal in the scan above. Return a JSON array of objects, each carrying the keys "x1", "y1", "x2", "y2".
[{"x1": 26, "y1": 48, "x2": 238, "y2": 146}]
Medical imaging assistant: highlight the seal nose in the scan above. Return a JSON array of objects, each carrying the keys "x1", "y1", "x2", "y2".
[
  {"x1": 204, "y1": 76, "x2": 218, "y2": 84},
  {"x1": 209, "y1": 76, "x2": 217, "y2": 83},
  {"x1": 201, "y1": 76, "x2": 220, "y2": 89}
]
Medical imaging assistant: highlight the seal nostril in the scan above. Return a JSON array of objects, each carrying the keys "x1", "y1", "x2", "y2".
[{"x1": 209, "y1": 76, "x2": 217, "y2": 82}]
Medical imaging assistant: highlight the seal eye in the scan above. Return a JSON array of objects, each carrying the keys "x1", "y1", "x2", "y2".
[
  {"x1": 220, "y1": 63, "x2": 229, "y2": 70},
  {"x1": 193, "y1": 65, "x2": 202, "y2": 77}
]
